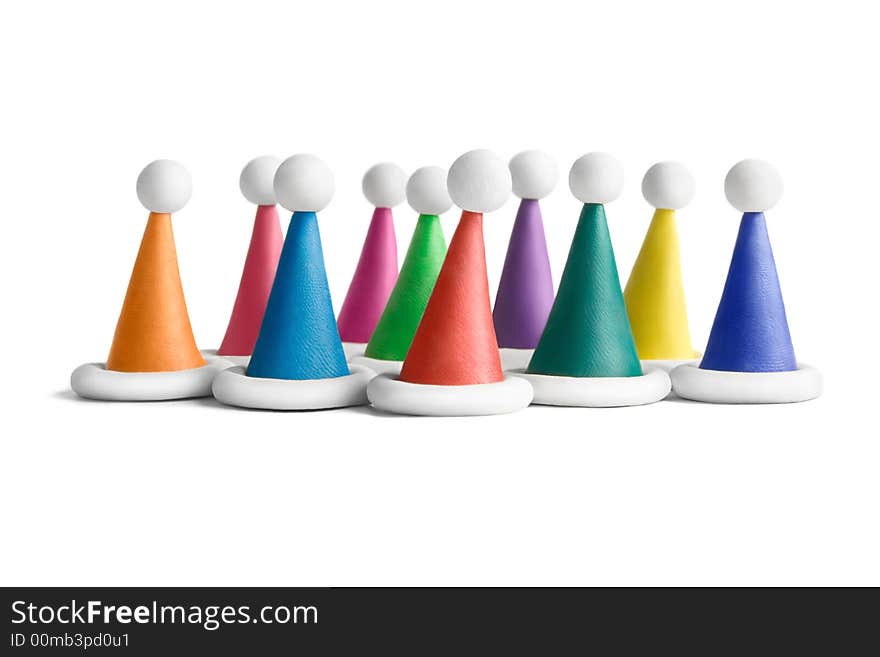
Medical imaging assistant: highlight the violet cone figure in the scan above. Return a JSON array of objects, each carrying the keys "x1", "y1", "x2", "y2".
[{"x1": 494, "y1": 150, "x2": 558, "y2": 370}]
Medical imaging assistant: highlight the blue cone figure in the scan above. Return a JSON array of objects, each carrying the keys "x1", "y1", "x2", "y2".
[
  {"x1": 247, "y1": 211, "x2": 349, "y2": 380},
  {"x1": 700, "y1": 212, "x2": 797, "y2": 373}
]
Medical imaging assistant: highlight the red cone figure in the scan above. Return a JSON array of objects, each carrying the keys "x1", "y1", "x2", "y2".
[{"x1": 367, "y1": 149, "x2": 533, "y2": 416}]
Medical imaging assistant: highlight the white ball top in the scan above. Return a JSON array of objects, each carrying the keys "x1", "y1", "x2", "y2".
[
  {"x1": 273, "y1": 154, "x2": 335, "y2": 213},
  {"x1": 239, "y1": 156, "x2": 281, "y2": 205},
  {"x1": 568, "y1": 152, "x2": 624, "y2": 204},
  {"x1": 136, "y1": 159, "x2": 192, "y2": 213},
  {"x1": 641, "y1": 161, "x2": 695, "y2": 210},
  {"x1": 509, "y1": 150, "x2": 559, "y2": 200},
  {"x1": 362, "y1": 162, "x2": 407, "y2": 208},
  {"x1": 724, "y1": 159, "x2": 783, "y2": 212},
  {"x1": 447, "y1": 149, "x2": 511, "y2": 213},
  {"x1": 406, "y1": 166, "x2": 452, "y2": 215}
]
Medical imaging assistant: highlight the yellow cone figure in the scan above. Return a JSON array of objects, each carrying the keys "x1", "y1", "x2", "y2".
[{"x1": 624, "y1": 162, "x2": 699, "y2": 363}]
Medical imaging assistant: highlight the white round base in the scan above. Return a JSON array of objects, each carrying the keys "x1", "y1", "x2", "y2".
[
  {"x1": 510, "y1": 367, "x2": 671, "y2": 407},
  {"x1": 70, "y1": 354, "x2": 232, "y2": 401},
  {"x1": 350, "y1": 355, "x2": 402, "y2": 376},
  {"x1": 202, "y1": 349, "x2": 250, "y2": 367},
  {"x1": 670, "y1": 362, "x2": 822, "y2": 404},
  {"x1": 499, "y1": 347, "x2": 534, "y2": 371},
  {"x1": 367, "y1": 374, "x2": 533, "y2": 416},
  {"x1": 342, "y1": 342, "x2": 367, "y2": 360},
  {"x1": 211, "y1": 364, "x2": 372, "y2": 410},
  {"x1": 640, "y1": 357, "x2": 700, "y2": 373}
]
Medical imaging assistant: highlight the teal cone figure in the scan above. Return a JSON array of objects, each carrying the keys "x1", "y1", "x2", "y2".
[
  {"x1": 527, "y1": 202, "x2": 641, "y2": 377},
  {"x1": 512, "y1": 152, "x2": 671, "y2": 407}
]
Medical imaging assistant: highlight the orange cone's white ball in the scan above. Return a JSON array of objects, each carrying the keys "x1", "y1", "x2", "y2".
[
  {"x1": 362, "y1": 162, "x2": 407, "y2": 208},
  {"x1": 724, "y1": 159, "x2": 783, "y2": 212},
  {"x1": 642, "y1": 161, "x2": 695, "y2": 210},
  {"x1": 447, "y1": 149, "x2": 512, "y2": 213},
  {"x1": 509, "y1": 149, "x2": 558, "y2": 200},
  {"x1": 136, "y1": 159, "x2": 192, "y2": 213},
  {"x1": 239, "y1": 156, "x2": 281, "y2": 205},
  {"x1": 568, "y1": 152, "x2": 624, "y2": 204},
  {"x1": 406, "y1": 166, "x2": 452, "y2": 215},
  {"x1": 273, "y1": 154, "x2": 335, "y2": 212}
]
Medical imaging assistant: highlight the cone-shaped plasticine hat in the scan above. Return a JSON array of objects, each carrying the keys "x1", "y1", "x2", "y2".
[
  {"x1": 623, "y1": 161, "x2": 699, "y2": 364},
  {"x1": 367, "y1": 150, "x2": 533, "y2": 416},
  {"x1": 71, "y1": 160, "x2": 229, "y2": 401},
  {"x1": 513, "y1": 153, "x2": 671, "y2": 407},
  {"x1": 355, "y1": 166, "x2": 450, "y2": 371},
  {"x1": 247, "y1": 157, "x2": 348, "y2": 381},
  {"x1": 246, "y1": 210, "x2": 348, "y2": 380},
  {"x1": 700, "y1": 212, "x2": 796, "y2": 372},
  {"x1": 493, "y1": 150, "x2": 557, "y2": 367},
  {"x1": 398, "y1": 209, "x2": 502, "y2": 385},
  {"x1": 702, "y1": 160, "x2": 795, "y2": 372},
  {"x1": 336, "y1": 163, "x2": 405, "y2": 354},
  {"x1": 217, "y1": 156, "x2": 284, "y2": 358},
  {"x1": 670, "y1": 159, "x2": 821, "y2": 403},
  {"x1": 527, "y1": 204, "x2": 641, "y2": 378},
  {"x1": 211, "y1": 154, "x2": 372, "y2": 410},
  {"x1": 107, "y1": 161, "x2": 204, "y2": 373}
]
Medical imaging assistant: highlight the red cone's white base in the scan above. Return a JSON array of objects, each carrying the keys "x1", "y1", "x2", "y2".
[
  {"x1": 212, "y1": 364, "x2": 373, "y2": 410},
  {"x1": 350, "y1": 355, "x2": 402, "y2": 376},
  {"x1": 499, "y1": 348, "x2": 535, "y2": 371},
  {"x1": 367, "y1": 374, "x2": 533, "y2": 416},
  {"x1": 71, "y1": 352, "x2": 232, "y2": 401},
  {"x1": 511, "y1": 367, "x2": 671, "y2": 407},
  {"x1": 342, "y1": 342, "x2": 367, "y2": 361},
  {"x1": 671, "y1": 362, "x2": 822, "y2": 404}
]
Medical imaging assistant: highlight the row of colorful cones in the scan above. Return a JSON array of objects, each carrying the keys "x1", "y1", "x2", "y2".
[{"x1": 70, "y1": 151, "x2": 822, "y2": 414}]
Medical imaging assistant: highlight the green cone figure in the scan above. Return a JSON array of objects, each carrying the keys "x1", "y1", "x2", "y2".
[
  {"x1": 352, "y1": 165, "x2": 453, "y2": 372},
  {"x1": 364, "y1": 212, "x2": 447, "y2": 360}
]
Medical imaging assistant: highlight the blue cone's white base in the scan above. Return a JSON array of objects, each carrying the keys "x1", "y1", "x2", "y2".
[
  {"x1": 670, "y1": 362, "x2": 822, "y2": 404},
  {"x1": 71, "y1": 352, "x2": 233, "y2": 401},
  {"x1": 342, "y1": 342, "x2": 367, "y2": 361},
  {"x1": 640, "y1": 356, "x2": 700, "y2": 373},
  {"x1": 511, "y1": 367, "x2": 671, "y2": 407},
  {"x1": 350, "y1": 355, "x2": 402, "y2": 376},
  {"x1": 212, "y1": 364, "x2": 372, "y2": 410},
  {"x1": 367, "y1": 374, "x2": 533, "y2": 416},
  {"x1": 202, "y1": 349, "x2": 250, "y2": 367},
  {"x1": 499, "y1": 347, "x2": 535, "y2": 371}
]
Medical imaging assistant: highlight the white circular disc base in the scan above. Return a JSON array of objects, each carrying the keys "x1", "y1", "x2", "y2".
[
  {"x1": 212, "y1": 364, "x2": 372, "y2": 410},
  {"x1": 670, "y1": 362, "x2": 822, "y2": 404},
  {"x1": 70, "y1": 353, "x2": 233, "y2": 401},
  {"x1": 499, "y1": 347, "x2": 534, "y2": 371},
  {"x1": 510, "y1": 367, "x2": 671, "y2": 407},
  {"x1": 350, "y1": 355, "x2": 402, "y2": 376},
  {"x1": 202, "y1": 349, "x2": 251, "y2": 367},
  {"x1": 367, "y1": 374, "x2": 533, "y2": 416},
  {"x1": 342, "y1": 342, "x2": 366, "y2": 360}
]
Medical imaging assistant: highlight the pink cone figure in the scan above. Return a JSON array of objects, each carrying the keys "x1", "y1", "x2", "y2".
[
  {"x1": 338, "y1": 162, "x2": 406, "y2": 358},
  {"x1": 217, "y1": 157, "x2": 284, "y2": 361}
]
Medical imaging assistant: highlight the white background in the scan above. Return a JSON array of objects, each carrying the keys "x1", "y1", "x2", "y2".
[{"x1": 1, "y1": 0, "x2": 877, "y2": 586}]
